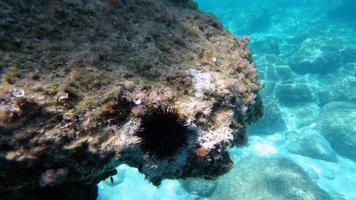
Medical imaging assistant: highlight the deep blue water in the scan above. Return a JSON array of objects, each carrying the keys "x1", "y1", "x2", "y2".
[{"x1": 98, "y1": 1, "x2": 356, "y2": 199}]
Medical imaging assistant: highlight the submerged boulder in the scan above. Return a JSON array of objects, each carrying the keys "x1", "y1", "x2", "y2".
[
  {"x1": 275, "y1": 83, "x2": 314, "y2": 107},
  {"x1": 289, "y1": 37, "x2": 356, "y2": 75},
  {"x1": 318, "y1": 102, "x2": 356, "y2": 161},
  {"x1": 266, "y1": 65, "x2": 296, "y2": 81},
  {"x1": 318, "y1": 74, "x2": 356, "y2": 106},
  {"x1": 180, "y1": 178, "x2": 218, "y2": 197},
  {"x1": 248, "y1": 100, "x2": 286, "y2": 135},
  {"x1": 284, "y1": 130, "x2": 337, "y2": 162},
  {"x1": 251, "y1": 37, "x2": 281, "y2": 55},
  {"x1": 293, "y1": 105, "x2": 320, "y2": 128},
  {"x1": 210, "y1": 156, "x2": 331, "y2": 200},
  {"x1": 0, "y1": 0, "x2": 262, "y2": 199}
]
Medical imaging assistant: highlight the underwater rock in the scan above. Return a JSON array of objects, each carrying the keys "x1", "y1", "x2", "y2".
[
  {"x1": 251, "y1": 37, "x2": 280, "y2": 55},
  {"x1": 248, "y1": 100, "x2": 286, "y2": 135},
  {"x1": 187, "y1": 194, "x2": 201, "y2": 200},
  {"x1": 289, "y1": 37, "x2": 356, "y2": 75},
  {"x1": 210, "y1": 156, "x2": 331, "y2": 200},
  {"x1": 318, "y1": 102, "x2": 356, "y2": 161},
  {"x1": 266, "y1": 65, "x2": 295, "y2": 81},
  {"x1": 318, "y1": 74, "x2": 356, "y2": 106},
  {"x1": 0, "y1": 0, "x2": 262, "y2": 199},
  {"x1": 328, "y1": 190, "x2": 347, "y2": 200},
  {"x1": 284, "y1": 130, "x2": 337, "y2": 162},
  {"x1": 294, "y1": 105, "x2": 320, "y2": 128},
  {"x1": 180, "y1": 178, "x2": 218, "y2": 197},
  {"x1": 275, "y1": 83, "x2": 314, "y2": 107},
  {"x1": 321, "y1": 168, "x2": 335, "y2": 180}
]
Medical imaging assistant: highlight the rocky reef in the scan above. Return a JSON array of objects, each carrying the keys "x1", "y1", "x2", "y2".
[{"x1": 0, "y1": 0, "x2": 262, "y2": 199}]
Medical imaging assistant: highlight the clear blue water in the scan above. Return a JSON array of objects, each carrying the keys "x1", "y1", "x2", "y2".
[{"x1": 98, "y1": 1, "x2": 356, "y2": 199}]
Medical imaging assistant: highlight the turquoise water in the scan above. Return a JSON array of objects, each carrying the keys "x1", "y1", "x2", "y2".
[{"x1": 98, "y1": 1, "x2": 356, "y2": 199}]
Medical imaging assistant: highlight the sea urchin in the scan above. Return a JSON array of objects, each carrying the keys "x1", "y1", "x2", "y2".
[{"x1": 136, "y1": 107, "x2": 189, "y2": 159}]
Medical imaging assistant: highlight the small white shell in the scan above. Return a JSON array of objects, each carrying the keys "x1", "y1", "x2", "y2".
[
  {"x1": 133, "y1": 98, "x2": 142, "y2": 105},
  {"x1": 11, "y1": 89, "x2": 25, "y2": 97},
  {"x1": 58, "y1": 93, "x2": 69, "y2": 102}
]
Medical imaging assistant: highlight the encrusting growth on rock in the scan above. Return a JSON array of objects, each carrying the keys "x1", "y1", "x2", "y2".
[{"x1": 0, "y1": 0, "x2": 263, "y2": 199}]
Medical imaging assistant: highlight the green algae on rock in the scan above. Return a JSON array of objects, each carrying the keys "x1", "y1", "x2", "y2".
[{"x1": 0, "y1": 0, "x2": 262, "y2": 199}]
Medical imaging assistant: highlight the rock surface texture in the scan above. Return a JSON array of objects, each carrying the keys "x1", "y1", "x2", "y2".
[
  {"x1": 285, "y1": 130, "x2": 337, "y2": 162},
  {"x1": 318, "y1": 102, "x2": 356, "y2": 161},
  {"x1": 210, "y1": 156, "x2": 331, "y2": 200},
  {"x1": 0, "y1": 0, "x2": 262, "y2": 199}
]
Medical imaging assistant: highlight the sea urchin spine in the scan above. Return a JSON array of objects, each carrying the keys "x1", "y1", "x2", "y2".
[{"x1": 136, "y1": 107, "x2": 190, "y2": 159}]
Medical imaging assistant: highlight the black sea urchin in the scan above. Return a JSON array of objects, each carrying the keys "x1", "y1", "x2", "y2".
[{"x1": 136, "y1": 107, "x2": 189, "y2": 159}]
